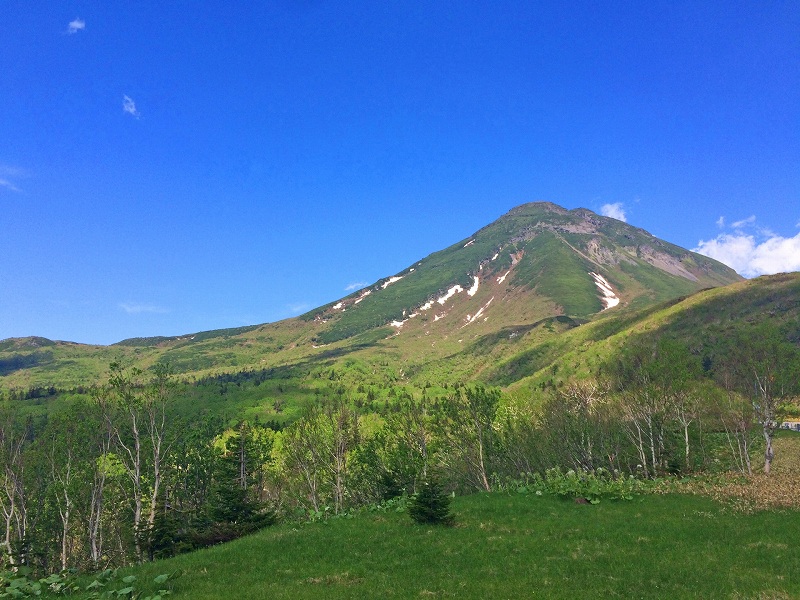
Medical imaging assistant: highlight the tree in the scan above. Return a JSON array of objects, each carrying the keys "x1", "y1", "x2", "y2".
[
  {"x1": 382, "y1": 395, "x2": 433, "y2": 494},
  {"x1": 408, "y1": 477, "x2": 454, "y2": 526},
  {"x1": 434, "y1": 385, "x2": 500, "y2": 491},
  {"x1": 281, "y1": 408, "x2": 325, "y2": 513},
  {"x1": 0, "y1": 407, "x2": 28, "y2": 566},
  {"x1": 724, "y1": 324, "x2": 800, "y2": 474},
  {"x1": 102, "y1": 361, "x2": 176, "y2": 562},
  {"x1": 708, "y1": 375, "x2": 754, "y2": 475},
  {"x1": 208, "y1": 431, "x2": 256, "y2": 525},
  {"x1": 88, "y1": 387, "x2": 115, "y2": 569},
  {"x1": 606, "y1": 338, "x2": 701, "y2": 477},
  {"x1": 539, "y1": 380, "x2": 611, "y2": 472},
  {"x1": 143, "y1": 363, "x2": 175, "y2": 534},
  {"x1": 43, "y1": 404, "x2": 98, "y2": 571}
]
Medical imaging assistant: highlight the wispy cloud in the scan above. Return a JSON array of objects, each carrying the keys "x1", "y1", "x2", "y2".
[
  {"x1": 0, "y1": 165, "x2": 28, "y2": 193},
  {"x1": 287, "y1": 302, "x2": 310, "y2": 314},
  {"x1": 119, "y1": 302, "x2": 168, "y2": 314},
  {"x1": 0, "y1": 179, "x2": 21, "y2": 193},
  {"x1": 345, "y1": 281, "x2": 368, "y2": 291},
  {"x1": 123, "y1": 95, "x2": 140, "y2": 118},
  {"x1": 67, "y1": 18, "x2": 85, "y2": 34},
  {"x1": 731, "y1": 215, "x2": 756, "y2": 229},
  {"x1": 716, "y1": 216, "x2": 725, "y2": 228},
  {"x1": 0, "y1": 165, "x2": 29, "y2": 178},
  {"x1": 600, "y1": 202, "x2": 627, "y2": 222},
  {"x1": 694, "y1": 215, "x2": 800, "y2": 277}
]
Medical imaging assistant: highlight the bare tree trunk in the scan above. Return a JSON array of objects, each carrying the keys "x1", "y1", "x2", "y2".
[
  {"x1": 763, "y1": 426, "x2": 774, "y2": 474},
  {"x1": 0, "y1": 418, "x2": 26, "y2": 565},
  {"x1": 115, "y1": 406, "x2": 143, "y2": 561},
  {"x1": 0, "y1": 483, "x2": 16, "y2": 561},
  {"x1": 50, "y1": 445, "x2": 74, "y2": 571}
]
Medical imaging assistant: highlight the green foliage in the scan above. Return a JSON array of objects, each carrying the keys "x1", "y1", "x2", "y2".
[
  {"x1": 408, "y1": 478, "x2": 455, "y2": 526},
  {"x1": 80, "y1": 569, "x2": 178, "y2": 599},
  {"x1": 0, "y1": 568, "x2": 177, "y2": 599},
  {"x1": 507, "y1": 468, "x2": 650, "y2": 504},
  {"x1": 433, "y1": 385, "x2": 500, "y2": 491}
]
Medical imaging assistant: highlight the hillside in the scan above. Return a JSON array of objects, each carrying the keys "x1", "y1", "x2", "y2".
[
  {"x1": 56, "y1": 490, "x2": 800, "y2": 600},
  {"x1": 488, "y1": 272, "x2": 800, "y2": 391},
  {"x1": 0, "y1": 202, "x2": 741, "y2": 391}
]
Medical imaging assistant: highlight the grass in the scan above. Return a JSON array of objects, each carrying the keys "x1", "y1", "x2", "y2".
[{"x1": 84, "y1": 492, "x2": 800, "y2": 599}]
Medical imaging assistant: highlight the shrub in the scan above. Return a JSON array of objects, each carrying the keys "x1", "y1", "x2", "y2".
[{"x1": 507, "y1": 468, "x2": 649, "y2": 504}]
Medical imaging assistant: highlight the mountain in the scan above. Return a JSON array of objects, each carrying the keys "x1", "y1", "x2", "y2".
[
  {"x1": 0, "y1": 202, "x2": 744, "y2": 390},
  {"x1": 302, "y1": 202, "x2": 739, "y2": 344}
]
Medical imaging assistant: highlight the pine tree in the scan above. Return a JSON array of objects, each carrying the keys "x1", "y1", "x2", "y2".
[{"x1": 408, "y1": 478, "x2": 455, "y2": 526}]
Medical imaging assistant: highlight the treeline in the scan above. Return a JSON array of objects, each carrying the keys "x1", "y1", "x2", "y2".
[{"x1": 0, "y1": 323, "x2": 798, "y2": 574}]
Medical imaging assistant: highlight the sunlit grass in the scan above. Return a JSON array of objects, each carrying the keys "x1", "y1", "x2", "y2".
[{"x1": 102, "y1": 492, "x2": 799, "y2": 599}]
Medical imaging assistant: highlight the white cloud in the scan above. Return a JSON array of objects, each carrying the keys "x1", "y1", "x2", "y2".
[
  {"x1": 716, "y1": 216, "x2": 725, "y2": 228},
  {"x1": 122, "y1": 95, "x2": 140, "y2": 118},
  {"x1": 345, "y1": 281, "x2": 368, "y2": 291},
  {"x1": 731, "y1": 215, "x2": 756, "y2": 229},
  {"x1": 0, "y1": 166, "x2": 28, "y2": 193},
  {"x1": 694, "y1": 230, "x2": 800, "y2": 278},
  {"x1": 600, "y1": 202, "x2": 627, "y2": 222},
  {"x1": 0, "y1": 178, "x2": 21, "y2": 193},
  {"x1": 67, "y1": 18, "x2": 85, "y2": 34},
  {"x1": 119, "y1": 302, "x2": 168, "y2": 314},
  {"x1": 287, "y1": 302, "x2": 310, "y2": 314}
]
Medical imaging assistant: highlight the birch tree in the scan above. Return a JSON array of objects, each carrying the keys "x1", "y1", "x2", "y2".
[
  {"x1": 434, "y1": 385, "x2": 500, "y2": 492},
  {"x1": 106, "y1": 361, "x2": 175, "y2": 562},
  {"x1": 0, "y1": 409, "x2": 27, "y2": 565},
  {"x1": 607, "y1": 339, "x2": 690, "y2": 477},
  {"x1": 726, "y1": 325, "x2": 800, "y2": 474}
]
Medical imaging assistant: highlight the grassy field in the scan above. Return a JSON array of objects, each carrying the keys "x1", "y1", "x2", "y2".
[{"x1": 86, "y1": 491, "x2": 800, "y2": 600}]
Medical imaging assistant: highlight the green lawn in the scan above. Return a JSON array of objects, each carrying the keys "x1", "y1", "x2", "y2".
[{"x1": 110, "y1": 492, "x2": 799, "y2": 599}]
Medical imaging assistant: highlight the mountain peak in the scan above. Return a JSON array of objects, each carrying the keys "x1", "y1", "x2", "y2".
[
  {"x1": 506, "y1": 201, "x2": 572, "y2": 216},
  {"x1": 307, "y1": 202, "x2": 741, "y2": 344}
]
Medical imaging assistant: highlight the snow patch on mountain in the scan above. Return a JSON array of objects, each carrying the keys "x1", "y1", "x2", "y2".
[
  {"x1": 381, "y1": 276, "x2": 404, "y2": 289},
  {"x1": 464, "y1": 297, "x2": 495, "y2": 325},
  {"x1": 467, "y1": 276, "x2": 480, "y2": 297},
  {"x1": 590, "y1": 272, "x2": 620, "y2": 310},
  {"x1": 437, "y1": 285, "x2": 464, "y2": 305}
]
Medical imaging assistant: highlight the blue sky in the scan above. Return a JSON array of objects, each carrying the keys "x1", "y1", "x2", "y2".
[{"x1": 2, "y1": 1, "x2": 798, "y2": 345}]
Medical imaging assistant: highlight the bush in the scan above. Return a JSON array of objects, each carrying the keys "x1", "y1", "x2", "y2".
[{"x1": 508, "y1": 468, "x2": 649, "y2": 504}]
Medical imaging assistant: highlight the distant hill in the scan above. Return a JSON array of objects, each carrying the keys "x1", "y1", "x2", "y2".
[{"x1": 0, "y1": 202, "x2": 746, "y2": 391}]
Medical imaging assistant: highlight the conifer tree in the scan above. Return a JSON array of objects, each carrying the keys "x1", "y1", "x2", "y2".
[{"x1": 408, "y1": 477, "x2": 454, "y2": 526}]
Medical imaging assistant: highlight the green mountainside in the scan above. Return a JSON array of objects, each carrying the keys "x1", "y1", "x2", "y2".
[{"x1": 0, "y1": 202, "x2": 743, "y2": 392}]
